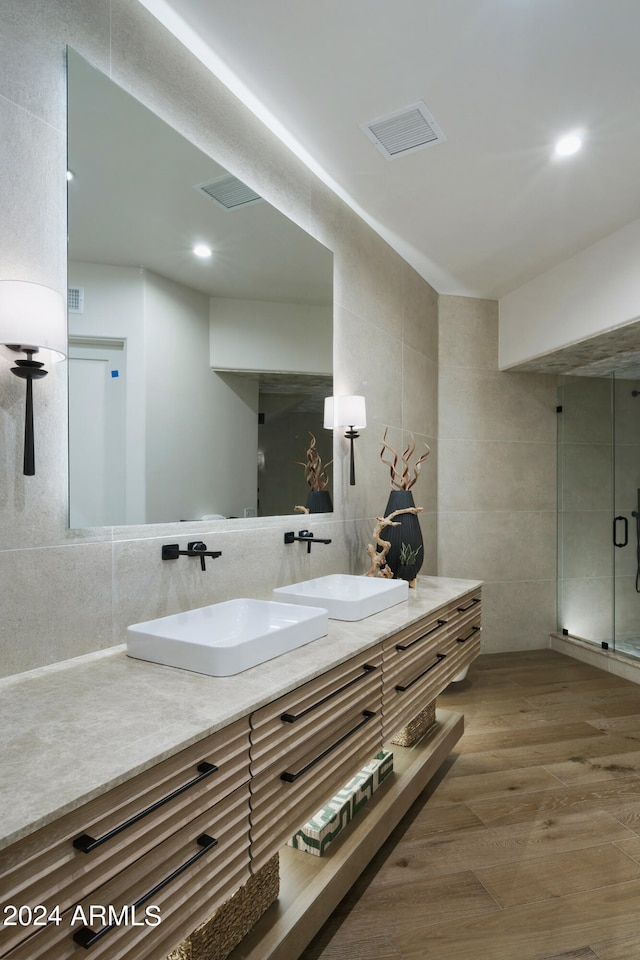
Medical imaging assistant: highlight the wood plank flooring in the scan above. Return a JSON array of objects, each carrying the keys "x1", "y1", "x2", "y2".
[{"x1": 298, "y1": 649, "x2": 640, "y2": 960}]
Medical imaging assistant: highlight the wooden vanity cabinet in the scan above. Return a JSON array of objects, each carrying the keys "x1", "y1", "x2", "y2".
[
  {"x1": 249, "y1": 646, "x2": 384, "y2": 871},
  {"x1": 0, "y1": 717, "x2": 251, "y2": 960},
  {"x1": 382, "y1": 588, "x2": 482, "y2": 740},
  {"x1": 0, "y1": 579, "x2": 482, "y2": 960}
]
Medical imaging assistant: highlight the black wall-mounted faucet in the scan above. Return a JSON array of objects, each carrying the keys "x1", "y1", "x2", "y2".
[
  {"x1": 161, "y1": 541, "x2": 222, "y2": 571},
  {"x1": 284, "y1": 530, "x2": 332, "y2": 554}
]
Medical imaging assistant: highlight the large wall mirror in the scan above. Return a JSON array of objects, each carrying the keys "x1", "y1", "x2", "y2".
[{"x1": 66, "y1": 49, "x2": 333, "y2": 527}]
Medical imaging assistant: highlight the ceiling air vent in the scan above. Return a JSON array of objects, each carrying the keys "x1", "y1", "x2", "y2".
[
  {"x1": 361, "y1": 100, "x2": 446, "y2": 160},
  {"x1": 195, "y1": 174, "x2": 262, "y2": 210}
]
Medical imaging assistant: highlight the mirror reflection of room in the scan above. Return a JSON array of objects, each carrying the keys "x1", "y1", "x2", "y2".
[{"x1": 66, "y1": 49, "x2": 332, "y2": 528}]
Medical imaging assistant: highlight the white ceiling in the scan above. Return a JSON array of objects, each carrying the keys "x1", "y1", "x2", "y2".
[{"x1": 146, "y1": 0, "x2": 640, "y2": 300}]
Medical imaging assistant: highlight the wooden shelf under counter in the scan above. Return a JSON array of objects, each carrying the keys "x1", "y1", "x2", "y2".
[{"x1": 227, "y1": 708, "x2": 463, "y2": 960}]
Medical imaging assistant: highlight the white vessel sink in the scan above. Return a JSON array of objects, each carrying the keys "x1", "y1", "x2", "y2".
[
  {"x1": 127, "y1": 598, "x2": 329, "y2": 677},
  {"x1": 273, "y1": 574, "x2": 409, "y2": 621}
]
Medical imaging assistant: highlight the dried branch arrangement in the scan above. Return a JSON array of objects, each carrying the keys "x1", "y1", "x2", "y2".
[
  {"x1": 296, "y1": 432, "x2": 333, "y2": 492},
  {"x1": 380, "y1": 428, "x2": 430, "y2": 490},
  {"x1": 365, "y1": 506, "x2": 424, "y2": 577}
]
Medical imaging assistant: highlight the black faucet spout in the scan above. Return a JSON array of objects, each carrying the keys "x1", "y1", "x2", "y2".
[
  {"x1": 284, "y1": 530, "x2": 332, "y2": 554},
  {"x1": 161, "y1": 542, "x2": 222, "y2": 570}
]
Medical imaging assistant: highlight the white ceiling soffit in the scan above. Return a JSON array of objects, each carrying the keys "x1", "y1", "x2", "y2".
[
  {"x1": 196, "y1": 173, "x2": 262, "y2": 209},
  {"x1": 361, "y1": 101, "x2": 446, "y2": 160}
]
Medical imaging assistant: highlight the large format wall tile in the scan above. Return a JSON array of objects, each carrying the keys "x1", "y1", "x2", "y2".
[
  {"x1": 333, "y1": 227, "x2": 404, "y2": 340},
  {"x1": 480, "y1": 580, "x2": 558, "y2": 653},
  {"x1": 559, "y1": 510, "x2": 613, "y2": 580},
  {"x1": 613, "y1": 575, "x2": 640, "y2": 640},
  {"x1": 333, "y1": 306, "x2": 403, "y2": 428},
  {"x1": 559, "y1": 443, "x2": 612, "y2": 511},
  {"x1": 403, "y1": 263, "x2": 438, "y2": 361},
  {"x1": 438, "y1": 293, "x2": 558, "y2": 652},
  {"x1": 439, "y1": 296, "x2": 499, "y2": 370},
  {"x1": 438, "y1": 510, "x2": 556, "y2": 583},
  {"x1": 403, "y1": 346, "x2": 438, "y2": 438},
  {"x1": 438, "y1": 439, "x2": 557, "y2": 513},
  {"x1": 0, "y1": 0, "x2": 110, "y2": 131},
  {"x1": 0, "y1": 543, "x2": 113, "y2": 677},
  {"x1": 558, "y1": 376, "x2": 612, "y2": 445},
  {"x1": 559, "y1": 577, "x2": 614, "y2": 641},
  {"x1": 439, "y1": 366, "x2": 557, "y2": 443},
  {"x1": 0, "y1": 96, "x2": 65, "y2": 289}
]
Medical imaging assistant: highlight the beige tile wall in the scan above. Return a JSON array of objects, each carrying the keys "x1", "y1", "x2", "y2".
[
  {"x1": 0, "y1": 0, "x2": 443, "y2": 676},
  {"x1": 438, "y1": 296, "x2": 558, "y2": 652}
]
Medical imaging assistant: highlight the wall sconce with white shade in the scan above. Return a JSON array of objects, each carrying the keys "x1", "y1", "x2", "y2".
[
  {"x1": 0, "y1": 280, "x2": 67, "y2": 476},
  {"x1": 324, "y1": 395, "x2": 367, "y2": 486}
]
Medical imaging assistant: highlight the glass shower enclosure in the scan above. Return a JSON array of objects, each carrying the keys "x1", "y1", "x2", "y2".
[{"x1": 557, "y1": 373, "x2": 640, "y2": 657}]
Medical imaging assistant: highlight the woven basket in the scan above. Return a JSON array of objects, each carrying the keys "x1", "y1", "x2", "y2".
[
  {"x1": 390, "y1": 699, "x2": 436, "y2": 747},
  {"x1": 166, "y1": 854, "x2": 279, "y2": 960}
]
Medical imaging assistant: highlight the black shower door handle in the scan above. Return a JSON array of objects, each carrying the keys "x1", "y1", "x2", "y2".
[{"x1": 613, "y1": 515, "x2": 628, "y2": 548}]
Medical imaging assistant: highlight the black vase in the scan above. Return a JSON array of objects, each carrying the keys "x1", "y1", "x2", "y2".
[
  {"x1": 396, "y1": 564, "x2": 418, "y2": 583},
  {"x1": 306, "y1": 490, "x2": 333, "y2": 513},
  {"x1": 380, "y1": 489, "x2": 423, "y2": 578}
]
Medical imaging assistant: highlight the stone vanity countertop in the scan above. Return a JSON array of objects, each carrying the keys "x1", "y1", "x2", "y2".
[{"x1": 0, "y1": 576, "x2": 481, "y2": 852}]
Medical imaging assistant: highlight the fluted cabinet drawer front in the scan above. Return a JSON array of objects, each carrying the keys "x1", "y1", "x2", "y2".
[
  {"x1": 0, "y1": 718, "x2": 250, "y2": 957},
  {"x1": 446, "y1": 590, "x2": 482, "y2": 638},
  {"x1": 250, "y1": 647, "x2": 383, "y2": 777},
  {"x1": 442, "y1": 625, "x2": 482, "y2": 686},
  {"x1": 383, "y1": 613, "x2": 450, "y2": 659},
  {"x1": 4, "y1": 784, "x2": 251, "y2": 960},
  {"x1": 249, "y1": 710, "x2": 383, "y2": 871},
  {"x1": 449, "y1": 607, "x2": 482, "y2": 650},
  {"x1": 382, "y1": 635, "x2": 453, "y2": 741},
  {"x1": 381, "y1": 594, "x2": 482, "y2": 739}
]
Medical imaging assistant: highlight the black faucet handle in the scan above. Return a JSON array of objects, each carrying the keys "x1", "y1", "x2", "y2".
[{"x1": 188, "y1": 541, "x2": 208, "y2": 571}]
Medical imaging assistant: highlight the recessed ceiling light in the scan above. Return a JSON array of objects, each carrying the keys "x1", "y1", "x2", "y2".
[
  {"x1": 553, "y1": 130, "x2": 584, "y2": 158},
  {"x1": 193, "y1": 243, "x2": 212, "y2": 259},
  {"x1": 66, "y1": 170, "x2": 74, "y2": 181}
]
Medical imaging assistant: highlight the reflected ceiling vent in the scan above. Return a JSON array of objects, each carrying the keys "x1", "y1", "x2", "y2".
[
  {"x1": 67, "y1": 286, "x2": 84, "y2": 314},
  {"x1": 361, "y1": 100, "x2": 446, "y2": 160},
  {"x1": 195, "y1": 174, "x2": 262, "y2": 210}
]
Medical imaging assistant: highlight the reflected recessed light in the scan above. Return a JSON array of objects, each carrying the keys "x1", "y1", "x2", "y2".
[
  {"x1": 66, "y1": 170, "x2": 74, "y2": 181},
  {"x1": 193, "y1": 243, "x2": 212, "y2": 259},
  {"x1": 553, "y1": 130, "x2": 584, "y2": 158}
]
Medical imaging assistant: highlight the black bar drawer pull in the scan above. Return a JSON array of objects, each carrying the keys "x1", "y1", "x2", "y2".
[
  {"x1": 72, "y1": 761, "x2": 218, "y2": 853},
  {"x1": 457, "y1": 626, "x2": 481, "y2": 643},
  {"x1": 457, "y1": 597, "x2": 481, "y2": 612},
  {"x1": 72, "y1": 833, "x2": 218, "y2": 948},
  {"x1": 396, "y1": 619, "x2": 447, "y2": 652},
  {"x1": 395, "y1": 653, "x2": 446, "y2": 693},
  {"x1": 281, "y1": 710, "x2": 376, "y2": 783},
  {"x1": 281, "y1": 664, "x2": 377, "y2": 723}
]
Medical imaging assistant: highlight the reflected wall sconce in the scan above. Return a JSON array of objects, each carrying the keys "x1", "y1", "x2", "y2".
[
  {"x1": 324, "y1": 395, "x2": 367, "y2": 486},
  {"x1": 0, "y1": 280, "x2": 67, "y2": 476}
]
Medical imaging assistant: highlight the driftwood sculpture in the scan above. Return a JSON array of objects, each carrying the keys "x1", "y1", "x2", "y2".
[
  {"x1": 296, "y1": 432, "x2": 332, "y2": 491},
  {"x1": 365, "y1": 506, "x2": 424, "y2": 577},
  {"x1": 380, "y1": 428, "x2": 430, "y2": 491}
]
